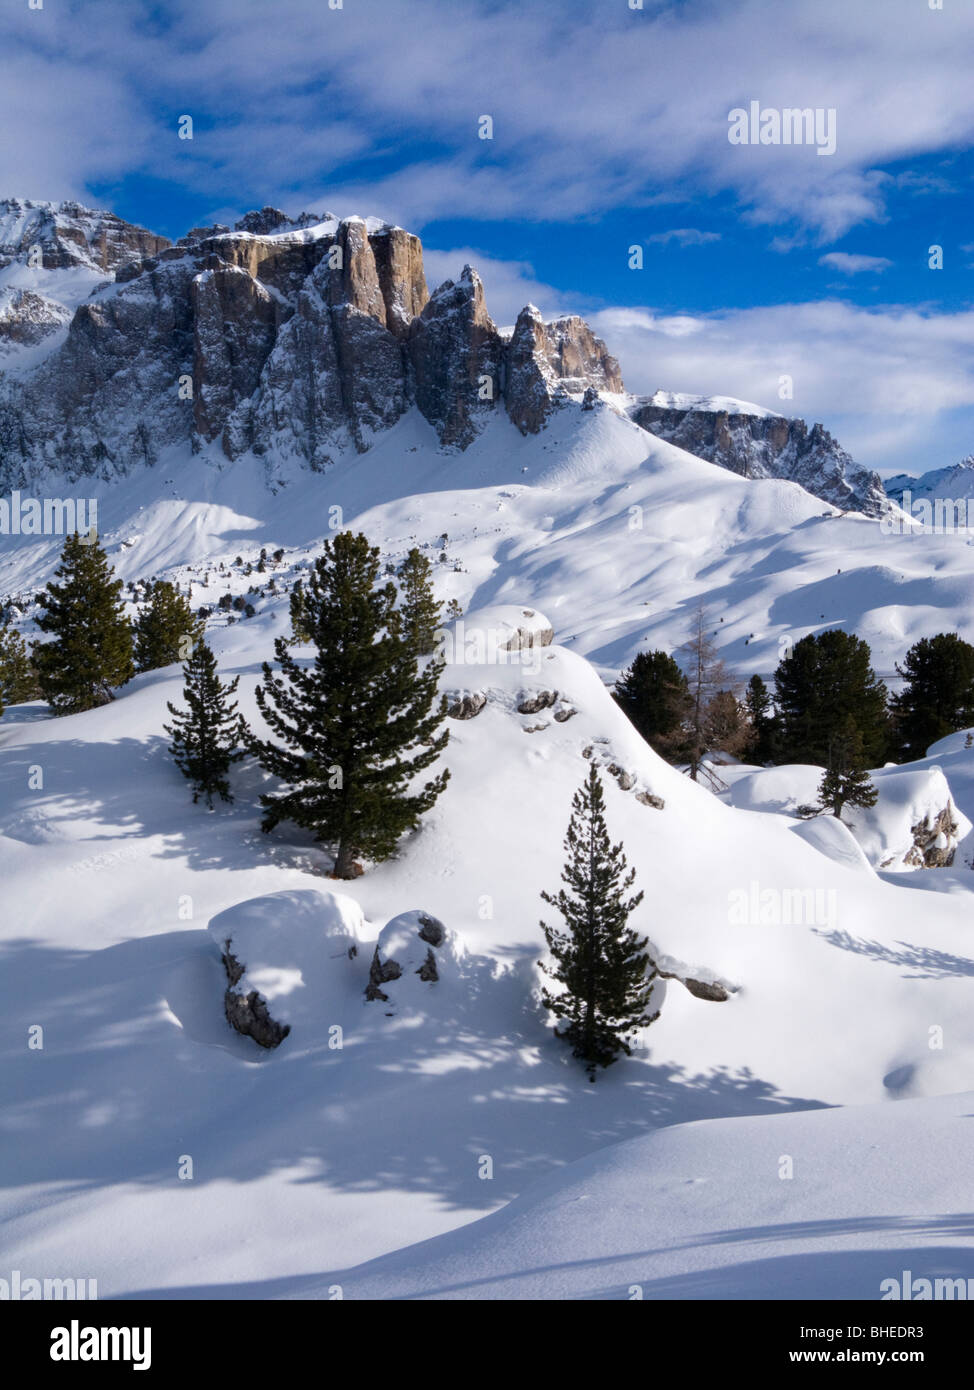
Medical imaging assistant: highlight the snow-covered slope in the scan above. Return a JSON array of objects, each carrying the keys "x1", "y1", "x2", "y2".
[
  {"x1": 3, "y1": 567, "x2": 974, "y2": 1297},
  {"x1": 885, "y1": 456, "x2": 974, "y2": 507},
  {"x1": 0, "y1": 400, "x2": 969, "y2": 688},
  {"x1": 288, "y1": 1090, "x2": 974, "y2": 1300}
]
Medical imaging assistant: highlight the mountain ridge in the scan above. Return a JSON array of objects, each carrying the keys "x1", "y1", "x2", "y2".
[{"x1": 0, "y1": 198, "x2": 889, "y2": 518}]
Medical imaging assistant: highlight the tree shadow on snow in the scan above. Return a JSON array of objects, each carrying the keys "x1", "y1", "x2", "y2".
[{"x1": 814, "y1": 927, "x2": 974, "y2": 979}]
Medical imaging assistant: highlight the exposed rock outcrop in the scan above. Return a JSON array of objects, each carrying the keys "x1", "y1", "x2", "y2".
[
  {"x1": 0, "y1": 200, "x2": 623, "y2": 485},
  {"x1": 505, "y1": 305, "x2": 622, "y2": 435},
  {"x1": 218, "y1": 937, "x2": 291, "y2": 1048},
  {"x1": 658, "y1": 967, "x2": 733, "y2": 1002},
  {"x1": 0, "y1": 197, "x2": 170, "y2": 273},
  {"x1": 517, "y1": 689, "x2": 558, "y2": 715},
  {"x1": 905, "y1": 803, "x2": 960, "y2": 868},
  {"x1": 446, "y1": 691, "x2": 488, "y2": 720},
  {"x1": 408, "y1": 266, "x2": 502, "y2": 449},
  {"x1": 630, "y1": 392, "x2": 888, "y2": 517},
  {"x1": 365, "y1": 911, "x2": 457, "y2": 1006}
]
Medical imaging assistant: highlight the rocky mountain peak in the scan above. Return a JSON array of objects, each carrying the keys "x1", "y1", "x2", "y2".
[
  {"x1": 0, "y1": 201, "x2": 621, "y2": 482},
  {"x1": 0, "y1": 197, "x2": 170, "y2": 273}
]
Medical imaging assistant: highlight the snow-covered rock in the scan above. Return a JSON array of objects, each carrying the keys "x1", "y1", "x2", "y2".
[
  {"x1": 208, "y1": 888, "x2": 366, "y2": 1047},
  {"x1": 728, "y1": 761, "x2": 971, "y2": 870},
  {"x1": 365, "y1": 910, "x2": 465, "y2": 1009}
]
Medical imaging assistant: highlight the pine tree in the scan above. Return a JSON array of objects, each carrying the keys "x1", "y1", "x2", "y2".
[
  {"x1": 744, "y1": 673, "x2": 777, "y2": 763},
  {"x1": 134, "y1": 579, "x2": 203, "y2": 672},
  {"x1": 774, "y1": 629, "x2": 889, "y2": 766},
  {"x1": 398, "y1": 548, "x2": 442, "y2": 655},
  {"x1": 164, "y1": 638, "x2": 244, "y2": 807},
  {"x1": 34, "y1": 531, "x2": 135, "y2": 714},
  {"x1": 891, "y1": 633, "x2": 974, "y2": 758},
  {"x1": 0, "y1": 622, "x2": 40, "y2": 713},
  {"x1": 539, "y1": 764, "x2": 659, "y2": 1079},
  {"x1": 288, "y1": 580, "x2": 311, "y2": 644},
  {"x1": 613, "y1": 650, "x2": 691, "y2": 757},
  {"x1": 816, "y1": 716, "x2": 878, "y2": 820},
  {"x1": 248, "y1": 531, "x2": 450, "y2": 878}
]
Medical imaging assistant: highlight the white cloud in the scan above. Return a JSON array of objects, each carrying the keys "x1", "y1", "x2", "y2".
[
  {"x1": 818, "y1": 252, "x2": 893, "y2": 274},
  {"x1": 646, "y1": 229, "x2": 722, "y2": 247},
  {"x1": 2, "y1": 0, "x2": 974, "y2": 240},
  {"x1": 590, "y1": 299, "x2": 974, "y2": 472}
]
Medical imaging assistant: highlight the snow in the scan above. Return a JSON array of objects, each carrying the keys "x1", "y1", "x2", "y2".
[
  {"x1": 645, "y1": 389, "x2": 782, "y2": 419},
  {"x1": 287, "y1": 1090, "x2": 974, "y2": 1300},
  {"x1": 3, "y1": 394, "x2": 974, "y2": 1297},
  {"x1": 727, "y1": 761, "x2": 971, "y2": 870}
]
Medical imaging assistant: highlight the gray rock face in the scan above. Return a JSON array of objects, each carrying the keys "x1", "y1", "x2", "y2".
[
  {"x1": 0, "y1": 200, "x2": 624, "y2": 486},
  {"x1": 905, "y1": 803, "x2": 960, "y2": 868},
  {"x1": 517, "y1": 689, "x2": 558, "y2": 715},
  {"x1": 408, "y1": 266, "x2": 502, "y2": 449},
  {"x1": 630, "y1": 395, "x2": 888, "y2": 516},
  {"x1": 658, "y1": 967, "x2": 732, "y2": 1002},
  {"x1": 446, "y1": 691, "x2": 487, "y2": 720},
  {"x1": 0, "y1": 197, "x2": 170, "y2": 273},
  {"x1": 0, "y1": 289, "x2": 72, "y2": 348},
  {"x1": 506, "y1": 306, "x2": 622, "y2": 435}
]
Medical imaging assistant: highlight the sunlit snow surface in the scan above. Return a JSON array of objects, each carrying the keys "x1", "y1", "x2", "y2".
[{"x1": 2, "y1": 402, "x2": 974, "y2": 1298}]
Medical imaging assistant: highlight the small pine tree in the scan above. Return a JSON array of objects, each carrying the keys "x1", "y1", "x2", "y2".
[
  {"x1": 398, "y1": 548, "x2": 442, "y2": 655},
  {"x1": 34, "y1": 531, "x2": 135, "y2": 714},
  {"x1": 816, "y1": 716, "x2": 878, "y2": 820},
  {"x1": 744, "y1": 673, "x2": 777, "y2": 763},
  {"x1": 134, "y1": 579, "x2": 203, "y2": 672},
  {"x1": 249, "y1": 531, "x2": 450, "y2": 878},
  {"x1": 288, "y1": 580, "x2": 311, "y2": 644},
  {"x1": 0, "y1": 623, "x2": 40, "y2": 712},
  {"x1": 539, "y1": 764, "x2": 659, "y2": 1079},
  {"x1": 164, "y1": 639, "x2": 245, "y2": 806}
]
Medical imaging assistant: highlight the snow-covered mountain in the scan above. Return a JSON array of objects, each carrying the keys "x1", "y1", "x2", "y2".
[
  {"x1": 885, "y1": 455, "x2": 974, "y2": 507},
  {"x1": 630, "y1": 389, "x2": 889, "y2": 517},
  {"x1": 5, "y1": 197, "x2": 974, "y2": 1303},
  {"x1": 0, "y1": 197, "x2": 884, "y2": 526},
  {"x1": 0, "y1": 200, "x2": 620, "y2": 484}
]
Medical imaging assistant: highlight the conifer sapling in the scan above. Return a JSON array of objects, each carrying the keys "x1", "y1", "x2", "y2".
[
  {"x1": 540, "y1": 764, "x2": 659, "y2": 1079},
  {"x1": 164, "y1": 637, "x2": 245, "y2": 807}
]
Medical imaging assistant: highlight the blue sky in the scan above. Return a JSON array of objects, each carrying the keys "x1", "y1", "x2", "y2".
[{"x1": 3, "y1": 0, "x2": 974, "y2": 474}]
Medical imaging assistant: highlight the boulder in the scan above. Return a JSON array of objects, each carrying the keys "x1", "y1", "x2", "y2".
[{"x1": 446, "y1": 691, "x2": 487, "y2": 719}]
